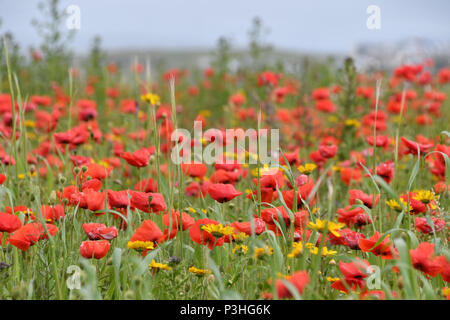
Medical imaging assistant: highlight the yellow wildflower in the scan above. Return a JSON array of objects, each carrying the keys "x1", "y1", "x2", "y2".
[
  {"x1": 201, "y1": 224, "x2": 234, "y2": 238},
  {"x1": 127, "y1": 241, "x2": 155, "y2": 251},
  {"x1": 287, "y1": 242, "x2": 303, "y2": 259},
  {"x1": 141, "y1": 93, "x2": 161, "y2": 105},
  {"x1": 253, "y1": 246, "x2": 274, "y2": 259},
  {"x1": 298, "y1": 163, "x2": 317, "y2": 174},
  {"x1": 149, "y1": 260, "x2": 172, "y2": 274},
  {"x1": 345, "y1": 119, "x2": 361, "y2": 128},
  {"x1": 413, "y1": 189, "x2": 437, "y2": 204},
  {"x1": 327, "y1": 277, "x2": 340, "y2": 282},
  {"x1": 189, "y1": 266, "x2": 211, "y2": 276},
  {"x1": 232, "y1": 244, "x2": 248, "y2": 255}
]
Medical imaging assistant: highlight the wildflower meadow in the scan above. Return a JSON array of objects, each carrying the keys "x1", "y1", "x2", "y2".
[{"x1": 0, "y1": 0, "x2": 449, "y2": 303}]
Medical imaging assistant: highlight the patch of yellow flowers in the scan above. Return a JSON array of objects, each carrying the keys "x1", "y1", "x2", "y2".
[
  {"x1": 202, "y1": 224, "x2": 235, "y2": 238},
  {"x1": 127, "y1": 240, "x2": 155, "y2": 251},
  {"x1": 141, "y1": 93, "x2": 161, "y2": 105},
  {"x1": 308, "y1": 219, "x2": 345, "y2": 237}
]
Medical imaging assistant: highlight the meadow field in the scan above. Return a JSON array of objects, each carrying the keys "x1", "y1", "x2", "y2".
[{"x1": 0, "y1": 1, "x2": 449, "y2": 301}]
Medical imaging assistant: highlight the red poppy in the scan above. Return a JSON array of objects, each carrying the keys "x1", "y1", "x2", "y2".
[
  {"x1": 440, "y1": 258, "x2": 450, "y2": 282},
  {"x1": 359, "y1": 231, "x2": 395, "y2": 259},
  {"x1": 207, "y1": 183, "x2": 242, "y2": 203},
  {"x1": 415, "y1": 217, "x2": 446, "y2": 234},
  {"x1": 337, "y1": 205, "x2": 373, "y2": 229},
  {"x1": 162, "y1": 209, "x2": 195, "y2": 231},
  {"x1": 348, "y1": 189, "x2": 379, "y2": 208},
  {"x1": 130, "y1": 191, "x2": 166, "y2": 213},
  {"x1": 0, "y1": 212, "x2": 22, "y2": 233},
  {"x1": 82, "y1": 163, "x2": 111, "y2": 180},
  {"x1": 329, "y1": 228, "x2": 365, "y2": 250},
  {"x1": 276, "y1": 271, "x2": 310, "y2": 298},
  {"x1": 121, "y1": 148, "x2": 151, "y2": 168},
  {"x1": 134, "y1": 178, "x2": 158, "y2": 192},
  {"x1": 81, "y1": 178, "x2": 102, "y2": 191},
  {"x1": 401, "y1": 137, "x2": 433, "y2": 155},
  {"x1": 9, "y1": 223, "x2": 58, "y2": 251},
  {"x1": 230, "y1": 218, "x2": 266, "y2": 236},
  {"x1": 41, "y1": 204, "x2": 65, "y2": 223},
  {"x1": 366, "y1": 161, "x2": 394, "y2": 184},
  {"x1": 130, "y1": 219, "x2": 163, "y2": 244},
  {"x1": 331, "y1": 259, "x2": 371, "y2": 293},
  {"x1": 188, "y1": 218, "x2": 225, "y2": 250},
  {"x1": 82, "y1": 223, "x2": 118, "y2": 240},
  {"x1": 340, "y1": 168, "x2": 362, "y2": 186},
  {"x1": 80, "y1": 240, "x2": 110, "y2": 259},
  {"x1": 409, "y1": 242, "x2": 445, "y2": 277}
]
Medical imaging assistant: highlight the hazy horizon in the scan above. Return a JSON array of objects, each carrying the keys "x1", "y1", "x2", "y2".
[{"x1": 1, "y1": 0, "x2": 449, "y2": 55}]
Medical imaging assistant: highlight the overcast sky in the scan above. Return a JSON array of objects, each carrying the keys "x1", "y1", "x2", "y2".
[{"x1": 1, "y1": 0, "x2": 449, "y2": 54}]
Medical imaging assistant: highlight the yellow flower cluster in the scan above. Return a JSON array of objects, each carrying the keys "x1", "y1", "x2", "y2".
[
  {"x1": 189, "y1": 266, "x2": 211, "y2": 276},
  {"x1": 298, "y1": 163, "x2": 317, "y2": 174},
  {"x1": 253, "y1": 246, "x2": 274, "y2": 259},
  {"x1": 149, "y1": 260, "x2": 172, "y2": 273},
  {"x1": 201, "y1": 224, "x2": 234, "y2": 238},
  {"x1": 308, "y1": 219, "x2": 344, "y2": 237},
  {"x1": 141, "y1": 93, "x2": 161, "y2": 105},
  {"x1": 127, "y1": 240, "x2": 155, "y2": 251}
]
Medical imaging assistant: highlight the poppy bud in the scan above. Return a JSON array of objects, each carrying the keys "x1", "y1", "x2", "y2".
[
  {"x1": 58, "y1": 174, "x2": 66, "y2": 185},
  {"x1": 81, "y1": 165, "x2": 88, "y2": 173},
  {"x1": 49, "y1": 190, "x2": 57, "y2": 203},
  {"x1": 124, "y1": 290, "x2": 135, "y2": 300},
  {"x1": 74, "y1": 167, "x2": 81, "y2": 175}
]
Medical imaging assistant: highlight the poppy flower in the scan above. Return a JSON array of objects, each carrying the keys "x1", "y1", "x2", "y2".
[
  {"x1": 415, "y1": 217, "x2": 446, "y2": 234},
  {"x1": 82, "y1": 163, "x2": 111, "y2": 180},
  {"x1": 80, "y1": 240, "x2": 110, "y2": 259},
  {"x1": 409, "y1": 242, "x2": 445, "y2": 277},
  {"x1": 134, "y1": 178, "x2": 158, "y2": 192},
  {"x1": 340, "y1": 168, "x2": 362, "y2": 186},
  {"x1": 207, "y1": 183, "x2": 242, "y2": 203},
  {"x1": 319, "y1": 144, "x2": 338, "y2": 158},
  {"x1": 0, "y1": 212, "x2": 22, "y2": 233},
  {"x1": 81, "y1": 178, "x2": 102, "y2": 191},
  {"x1": 366, "y1": 161, "x2": 394, "y2": 184},
  {"x1": 82, "y1": 223, "x2": 118, "y2": 240},
  {"x1": 252, "y1": 170, "x2": 285, "y2": 190},
  {"x1": 129, "y1": 191, "x2": 166, "y2": 213},
  {"x1": 276, "y1": 271, "x2": 310, "y2": 298},
  {"x1": 188, "y1": 218, "x2": 227, "y2": 250},
  {"x1": 230, "y1": 218, "x2": 266, "y2": 236},
  {"x1": 331, "y1": 259, "x2": 371, "y2": 293},
  {"x1": 41, "y1": 204, "x2": 65, "y2": 223},
  {"x1": 348, "y1": 189, "x2": 379, "y2": 208},
  {"x1": 337, "y1": 205, "x2": 372, "y2": 229},
  {"x1": 131, "y1": 218, "x2": 161, "y2": 240},
  {"x1": 181, "y1": 163, "x2": 208, "y2": 178},
  {"x1": 359, "y1": 231, "x2": 395, "y2": 259},
  {"x1": 329, "y1": 228, "x2": 365, "y2": 250},
  {"x1": 401, "y1": 137, "x2": 433, "y2": 155},
  {"x1": 440, "y1": 258, "x2": 450, "y2": 282},
  {"x1": 121, "y1": 148, "x2": 151, "y2": 168},
  {"x1": 9, "y1": 223, "x2": 58, "y2": 251},
  {"x1": 162, "y1": 209, "x2": 195, "y2": 231},
  {"x1": 366, "y1": 135, "x2": 389, "y2": 148}
]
